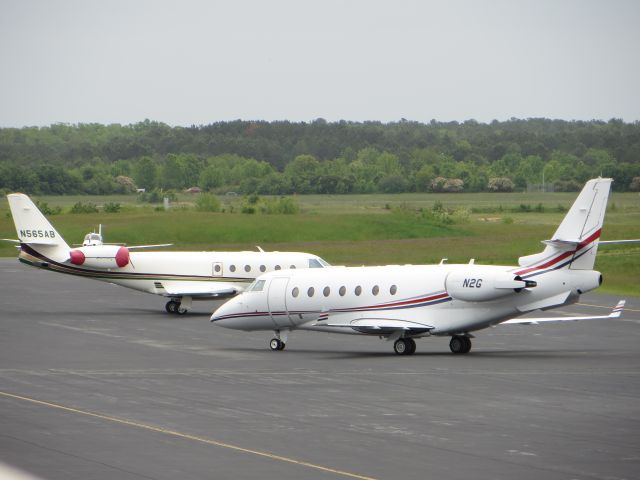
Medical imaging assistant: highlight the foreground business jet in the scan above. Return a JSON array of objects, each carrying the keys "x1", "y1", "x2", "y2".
[
  {"x1": 212, "y1": 178, "x2": 632, "y2": 354},
  {"x1": 6, "y1": 193, "x2": 330, "y2": 314}
]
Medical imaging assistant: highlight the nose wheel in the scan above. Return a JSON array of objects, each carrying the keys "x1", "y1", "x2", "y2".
[
  {"x1": 270, "y1": 338, "x2": 286, "y2": 351},
  {"x1": 449, "y1": 335, "x2": 472, "y2": 354},
  {"x1": 393, "y1": 338, "x2": 416, "y2": 355}
]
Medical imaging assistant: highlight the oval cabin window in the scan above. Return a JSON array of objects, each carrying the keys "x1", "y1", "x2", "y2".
[
  {"x1": 355, "y1": 286, "x2": 362, "y2": 296},
  {"x1": 339, "y1": 286, "x2": 346, "y2": 296},
  {"x1": 323, "y1": 286, "x2": 330, "y2": 297},
  {"x1": 307, "y1": 287, "x2": 315, "y2": 297},
  {"x1": 390, "y1": 285, "x2": 397, "y2": 295},
  {"x1": 372, "y1": 285, "x2": 379, "y2": 296},
  {"x1": 244, "y1": 265, "x2": 251, "y2": 272},
  {"x1": 229, "y1": 265, "x2": 236, "y2": 272},
  {"x1": 260, "y1": 265, "x2": 266, "y2": 272},
  {"x1": 292, "y1": 287, "x2": 299, "y2": 298}
]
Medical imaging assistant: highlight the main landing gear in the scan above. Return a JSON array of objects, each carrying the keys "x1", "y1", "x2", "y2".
[
  {"x1": 449, "y1": 335, "x2": 472, "y2": 354},
  {"x1": 393, "y1": 338, "x2": 416, "y2": 355},
  {"x1": 165, "y1": 300, "x2": 188, "y2": 315}
]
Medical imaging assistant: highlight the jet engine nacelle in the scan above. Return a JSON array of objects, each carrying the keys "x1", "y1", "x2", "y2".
[
  {"x1": 69, "y1": 245, "x2": 130, "y2": 269},
  {"x1": 445, "y1": 269, "x2": 531, "y2": 302}
]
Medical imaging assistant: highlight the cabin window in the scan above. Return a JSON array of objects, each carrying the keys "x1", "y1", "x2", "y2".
[
  {"x1": 260, "y1": 265, "x2": 266, "y2": 272},
  {"x1": 339, "y1": 286, "x2": 346, "y2": 296},
  {"x1": 292, "y1": 287, "x2": 299, "y2": 298},
  {"x1": 247, "y1": 280, "x2": 265, "y2": 292},
  {"x1": 230, "y1": 265, "x2": 236, "y2": 272},
  {"x1": 244, "y1": 265, "x2": 251, "y2": 272},
  {"x1": 323, "y1": 286, "x2": 330, "y2": 297},
  {"x1": 355, "y1": 286, "x2": 362, "y2": 296},
  {"x1": 214, "y1": 264, "x2": 221, "y2": 273},
  {"x1": 390, "y1": 285, "x2": 397, "y2": 295},
  {"x1": 275, "y1": 265, "x2": 281, "y2": 270},
  {"x1": 372, "y1": 285, "x2": 379, "y2": 296},
  {"x1": 307, "y1": 287, "x2": 315, "y2": 297},
  {"x1": 290, "y1": 265, "x2": 296, "y2": 269}
]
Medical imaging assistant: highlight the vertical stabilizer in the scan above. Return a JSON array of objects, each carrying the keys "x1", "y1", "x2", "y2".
[
  {"x1": 517, "y1": 178, "x2": 612, "y2": 272},
  {"x1": 7, "y1": 193, "x2": 70, "y2": 262}
]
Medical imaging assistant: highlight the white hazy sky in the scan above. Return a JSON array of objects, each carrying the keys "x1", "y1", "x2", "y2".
[{"x1": 1, "y1": 0, "x2": 639, "y2": 127}]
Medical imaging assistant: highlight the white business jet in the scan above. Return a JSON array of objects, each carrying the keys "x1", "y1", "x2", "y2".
[
  {"x1": 6, "y1": 193, "x2": 330, "y2": 314},
  {"x1": 211, "y1": 178, "x2": 633, "y2": 354}
]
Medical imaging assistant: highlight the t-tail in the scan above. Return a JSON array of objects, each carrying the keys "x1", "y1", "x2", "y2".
[
  {"x1": 517, "y1": 178, "x2": 612, "y2": 275},
  {"x1": 7, "y1": 193, "x2": 71, "y2": 263}
]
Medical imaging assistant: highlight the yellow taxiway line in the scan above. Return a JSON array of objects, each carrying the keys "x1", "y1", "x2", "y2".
[{"x1": 0, "y1": 390, "x2": 377, "y2": 480}]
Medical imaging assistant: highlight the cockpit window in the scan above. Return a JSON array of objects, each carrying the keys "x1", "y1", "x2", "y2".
[
  {"x1": 309, "y1": 258, "x2": 331, "y2": 268},
  {"x1": 247, "y1": 280, "x2": 265, "y2": 292}
]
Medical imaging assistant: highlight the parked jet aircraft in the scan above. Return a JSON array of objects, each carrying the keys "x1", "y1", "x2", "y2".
[
  {"x1": 6, "y1": 193, "x2": 330, "y2": 314},
  {"x1": 211, "y1": 178, "x2": 631, "y2": 354}
]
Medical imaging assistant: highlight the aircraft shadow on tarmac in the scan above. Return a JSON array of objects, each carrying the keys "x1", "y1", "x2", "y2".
[{"x1": 213, "y1": 346, "x2": 612, "y2": 360}]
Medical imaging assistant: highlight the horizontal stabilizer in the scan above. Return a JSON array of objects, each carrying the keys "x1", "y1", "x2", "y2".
[
  {"x1": 159, "y1": 281, "x2": 238, "y2": 298},
  {"x1": 503, "y1": 300, "x2": 625, "y2": 325},
  {"x1": 599, "y1": 239, "x2": 640, "y2": 245}
]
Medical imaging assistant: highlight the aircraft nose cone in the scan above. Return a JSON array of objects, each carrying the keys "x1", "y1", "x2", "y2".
[{"x1": 210, "y1": 301, "x2": 242, "y2": 328}]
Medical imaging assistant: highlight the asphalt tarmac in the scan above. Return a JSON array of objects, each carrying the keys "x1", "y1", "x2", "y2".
[{"x1": 0, "y1": 258, "x2": 639, "y2": 480}]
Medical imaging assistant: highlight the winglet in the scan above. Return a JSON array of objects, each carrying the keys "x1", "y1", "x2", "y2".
[{"x1": 609, "y1": 300, "x2": 625, "y2": 319}]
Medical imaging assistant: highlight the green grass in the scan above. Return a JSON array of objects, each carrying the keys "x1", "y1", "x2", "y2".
[{"x1": 1, "y1": 192, "x2": 639, "y2": 296}]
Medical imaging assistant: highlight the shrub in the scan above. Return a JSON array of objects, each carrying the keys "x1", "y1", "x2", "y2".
[
  {"x1": 35, "y1": 201, "x2": 62, "y2": 215},
  {"x1": 260, "y1": 197, "x2": 300, "y2": 214},
  {"x1": 69, "y1": 202, "x2": 99, "y2": 214},
  {"x1": 103, "y1": 202, "x2": 121, "y2": 213},
  {"x1": 195, "y1": 193, "x2": 221, "y2": 212},
  {"x1": 488, "y1": 177, "x2": 514, "y2": 192}
]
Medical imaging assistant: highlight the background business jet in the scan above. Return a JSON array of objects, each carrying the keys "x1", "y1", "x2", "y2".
[{"x1": 6, "y1": 193, "x2": 330, "y2": 314}]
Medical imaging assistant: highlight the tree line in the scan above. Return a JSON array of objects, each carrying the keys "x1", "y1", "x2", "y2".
[{"x1": 0, "y1": 118, "x2": 639, "y2": 195}]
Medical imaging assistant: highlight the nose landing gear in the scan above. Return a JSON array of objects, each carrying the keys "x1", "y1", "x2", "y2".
[{"x1": 269, "y1": 330, "x2": 288, "y2": 351}]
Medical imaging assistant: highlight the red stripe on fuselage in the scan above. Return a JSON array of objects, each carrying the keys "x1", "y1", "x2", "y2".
[{"x1": 515, "y1": 229, "x2": 601, "y2": 275}]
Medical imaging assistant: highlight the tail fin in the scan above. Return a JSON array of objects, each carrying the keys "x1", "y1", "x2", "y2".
[
  {"x1": 517, "y1": 178, "x2": 612, "y2": 273},
  {"x1": 7, "y1": 193, "x2": 70, "y2": 262}
]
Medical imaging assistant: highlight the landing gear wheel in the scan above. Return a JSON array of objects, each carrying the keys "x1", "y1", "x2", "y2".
[
  {"x1": 462, "y1": 336, "x2": 472, "y2": 354},
  {"x1": 165, "y1": 300, "x2": 178, "y2": 314},
  {"x1": 270, "y1": 338, "x2": 285, "y2": 351},
  {"x1": 176, "y1": 306, "x2": 188, "y2": 315},
  {"x1": 450, "y1": 335, "x2": 471, "y2": 354},
  {"x1": 406, "y1": 338, "x2": 416, "y2": 355},
  {"x1": 394, "y1": 338, "x2": 415, "y2": 355}
]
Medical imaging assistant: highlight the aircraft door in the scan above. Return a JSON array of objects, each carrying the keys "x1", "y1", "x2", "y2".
[{"x1": 268, "y1": 277, "x2": 292, "y2": 328}]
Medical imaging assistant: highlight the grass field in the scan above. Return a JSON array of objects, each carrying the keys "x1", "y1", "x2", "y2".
[{"x1": 1, "y1": 192, "x2": 639, "y2": 296}]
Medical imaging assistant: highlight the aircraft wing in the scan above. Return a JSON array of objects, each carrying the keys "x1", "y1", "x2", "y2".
[
  {"x1": 501, "y1": 300, "x2": 625, "y2": 325},
  {"x1": 159, "y1": 281, "x2": 239, "y2": 299},
  {"x1": 312, "y1": 312, "x2": 434, "y2": 334},
  {"x1": 599, "y1": 239, "x2": 640, "y2": 245}
]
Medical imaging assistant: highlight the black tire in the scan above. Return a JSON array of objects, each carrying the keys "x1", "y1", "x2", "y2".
[
  {"x1": 406, "y1": 338, "x2": 416, "y2": 355},
  {"x1": 449, "y1": 336, "x2": 466, "y2": 354},
  {"x1": 270, "y1": 338, "x2": 281, "y2": 351},
  {"x1": 394, "y1": 338, "x2": 408, "y2": 355},
  {"x1": 278, "y1": 342, "x2": 286, "y2": 351},
  {"x1": 462, "y1": 337, "x2": 472, "y2": 354},
  {"x1": 166, "y1": 301, "x2": 178, "y2": 314}
]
